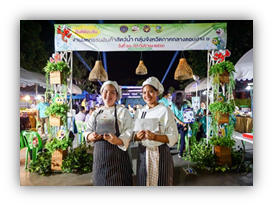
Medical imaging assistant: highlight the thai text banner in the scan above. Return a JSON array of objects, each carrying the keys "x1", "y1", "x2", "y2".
[{"x1": 54, "y1": 23, "x2": 227, "y2": 51}]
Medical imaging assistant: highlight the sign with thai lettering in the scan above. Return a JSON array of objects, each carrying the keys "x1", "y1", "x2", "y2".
[{"x1": 54, "y1": 23, "x2": 227, "y2": 51}]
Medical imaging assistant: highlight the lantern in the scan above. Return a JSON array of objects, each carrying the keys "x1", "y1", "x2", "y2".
[
  {"x1": 174, "y1": 58, "x2": 193, "y2": 80},
  {"x1": 89, "y1": 59, "x2": 108, "y2": 82},
  {"x1": 135, "y1": 52, "x2": 147, "y2": 75}
]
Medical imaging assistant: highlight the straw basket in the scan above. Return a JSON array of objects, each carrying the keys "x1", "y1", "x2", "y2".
[
  {"x1": 88, "y1": 60, "x2": 108, "y2": 82},
  {"x1": 135, "y1": 60, "x2": 147, "y2": 75},
  {"x1": 219, "y1": 70, "x2": 229, "y2": 83},
  {"x1": 174, "y1": 58, "x2": 193, "y2": 80},
  {"x1": 50, "y1": 71, "x2": 62, "y2": 85}
]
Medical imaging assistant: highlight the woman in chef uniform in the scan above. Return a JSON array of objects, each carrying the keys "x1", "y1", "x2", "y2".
[
  {"x1": 133, "y1": 77, "x2": 178, "y2": 186},
  {"x1": 84, "y1": 81, "x2": 133, "y2": 186}
]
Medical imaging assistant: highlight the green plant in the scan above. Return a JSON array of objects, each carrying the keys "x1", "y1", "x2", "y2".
[
  {"x1": 183, "y1": 139, "x2": 216, "y2": 170},
  {"x1": 45, "y1": 103, "x2": 69, "y2": 129},
  {"x1": 209, "y1": 136, "x2": 235, "y2": 148},
  {"x1": 209, "y1": 101, "x2": 235, "y2": 114},
  {"x1": 61, "y1": 143, "x2": 93, "y2": 173},
  {"x1": 209, "y1": 60, "x2": 236, "y2": 76},
  {"x1": 45, "y1": 136, "x2": 72, "y2": 154},
  {"x1": 27, "y1": 151, "x2": 52, "y2": 176}
]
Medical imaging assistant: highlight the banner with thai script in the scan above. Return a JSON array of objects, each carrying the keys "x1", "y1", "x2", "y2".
[{"x1": 54, "y1": 23, "x2": 227, "y2": 51}]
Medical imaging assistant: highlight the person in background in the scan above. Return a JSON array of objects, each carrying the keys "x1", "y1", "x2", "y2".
[
  {"x1": 75, "y1": 106, "x2": 86, "y2": 122},
  {"x1": 81, "y1": 98, "x2": 86, "y2": 109},
  {"x1": 85, "y1": 107, "x2": 95, "y2": 124},
  {"x1": 36, "y1": 96, "x2": 50, "y2": 137},
  {"x1": 127, "y1": 104, "x2": 134, "y2": 113},
  {"x1": 30, "y1": 100, "x2": 37, "y2": 109},
  {"x1": 133, "y1": 76, "x2": 178, "y2": 186},
  {"x1": 158, "y1": 90, "x2": 171, "y2": 107},
  {"x1": 170, "y1": 92, "x2": 188, "y2": 158},
  {"x1": 195, "y1": 101, "x2": 206, "y2": 122},
  {"x1": 197, "y1": 109, "x2": 212, "y2": 142},
  {"x1": 84, "y1": 80, "x2": 133, "y2": 186}
]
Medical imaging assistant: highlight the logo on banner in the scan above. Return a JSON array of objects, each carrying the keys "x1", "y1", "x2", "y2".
[
  {"x1": 155, "y1": 26, "x2": 163, "y2": 33},
  {"x1": 143, "y1": 25, "x2": 151, "y2": 33},
  {"x1": 131, "y1": 25, "x2": 140, "y2": 33},
  {"x1": 57, "y1": 25, "x2": 72, "y2": 43},
  {"x1": 120, "y1": 25, "x2": 128, "y2": 33}
]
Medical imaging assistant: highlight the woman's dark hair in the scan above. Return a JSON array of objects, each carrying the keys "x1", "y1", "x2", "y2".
[{"x1": 175, "y1": 92, "x2": 183, "y2": 110}]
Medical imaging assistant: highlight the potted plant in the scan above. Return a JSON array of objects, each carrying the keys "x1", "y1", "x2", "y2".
[
  {"x1": 209, "y1": 60, "x2": 236, "y2": 84},
  {"x1": 45, "y1": 135, "x2": 73, "y2": 171},
  {"x1": 44, "y1": 61, "x2": 71, "y2": 85},
  {"x1": 209, "y1": 101, "x2": 235, "y2": 124}
]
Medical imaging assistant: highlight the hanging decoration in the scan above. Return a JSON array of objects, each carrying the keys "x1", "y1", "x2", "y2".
[
  {"x1": 88, "y1": 52, "x2": 108, "y2": 82},
  {"x1": 174, "y1": 51, "x2": 193, "y2": 80},
  {"x1": 212, "y1": 49, "x2": 231, "y2": 63},
  {"x1": 135, "y1": 52, "x2": 147, "y2": 75},
  {"x1": 50, "y1": 53, "x2": 62, "y2": 63}
]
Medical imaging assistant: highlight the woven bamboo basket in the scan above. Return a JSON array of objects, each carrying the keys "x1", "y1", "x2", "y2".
[
  {"x1": 88, "y1": 60, "x2": 108, "y2": 82},
  {"x1": 174, "y1": 58, "x2": 193, "y2": 80},
  {"x1": 135, "y1": 60, "x2": 147, "y2": 75}
]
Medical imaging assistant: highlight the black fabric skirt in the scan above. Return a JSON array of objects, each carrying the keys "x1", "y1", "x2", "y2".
[
  {"x1": 136, "y1": 143, "x2": 174, "y2": 186},
  {"x1": 92, "y1": 139, "x2": 133, "y2": 186}
]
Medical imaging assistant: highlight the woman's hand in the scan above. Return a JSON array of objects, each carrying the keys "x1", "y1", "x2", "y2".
[
  {"x1": 103, "y1": 133, "x2": 123, "y2": 145},
  {"x1": 135, "y1": 130, "x2": 146, "y2": 141},
  {"x1": 145, "y1": 130, "x2": 156, "y2": 140},
  {"x1": 87, "y1": 132, "x2": 102, "y2": 142}
]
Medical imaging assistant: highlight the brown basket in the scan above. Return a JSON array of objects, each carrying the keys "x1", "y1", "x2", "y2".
[
  {"x1": 219, "y1": 70, "x2": 229, "y2": 83},
  {"x1": 88, "y1": 60, "x2": 108, "y2": 82},
  {"x1": 174, "y1": 58, "x2": 193, "y2": 80},
  {"x1": 219, "y1": 113, "x2": 229, "y2": 125},
  {"x1": 50, "y1": 71, "x2": 62, "y2": 85},
  {"x1": 135, "y1": 60, "x2": 147, "y2": 75},
  {"x1": 214, "y1": 145, "x2": 231, "y2": 166},
  {"x1": 50, "y1": 116, "x2": 63, "y2": 126},
  {"x1": 51, "y1": 148, "x2": 68, "y2": 171}
]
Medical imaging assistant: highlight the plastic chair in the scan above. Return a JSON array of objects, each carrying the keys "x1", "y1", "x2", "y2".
[
  {"x1": 35, "y1": 116, "x2": 41, "y2": 131},
  {"x1": 20, "y1": 130, "x2": 44, "y2": 169},
  {"x1": 75, "y1": 121, "x2": 87, "y2": 143}
]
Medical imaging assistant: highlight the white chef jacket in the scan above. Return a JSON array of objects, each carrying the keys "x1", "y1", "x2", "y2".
[
  {"x1": 133, "y1": 104, "x2": 178, "y2": 148},
  {"x1": 83, "y1": 104, "x2": 133, "y2": 151}
]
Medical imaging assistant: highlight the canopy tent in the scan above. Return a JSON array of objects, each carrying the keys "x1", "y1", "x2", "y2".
[
  {"x1": 20, "y1": 67, "x2": 47, "y2": 88},
  {"x1": 234, "y1": 48, "x2": 253, "y2": 81},
  {"x1": 185, "y1": 77, "x2": 212, "y2": 93},
  {"x1": 20, "y1": 67, "x2": 82, "y2": 95}
]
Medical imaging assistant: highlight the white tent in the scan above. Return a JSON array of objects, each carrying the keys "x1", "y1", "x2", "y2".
[
  {"x1": 234, "y1": 48, "x2": 253, "y2": 81},
  {"x1": 20, "y1": 67, "x2": 47, "y2": 88},
  {"x1": 20, "y1": 67, "x2": 82, "y2": 94},
  {"x1": 185, "y1": 77, "x2": 211, "y2": 93}
]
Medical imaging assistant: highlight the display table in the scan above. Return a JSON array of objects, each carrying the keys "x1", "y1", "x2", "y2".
[
  {"x1": 232, "y1": 131, "x2": 253, "y2": 172},
  {"x1": 20, "y1": 109, "x2": 37, "y2": 130},
  {"x1": 234, "y1": 116, "x2": 253, "y2": 133}
]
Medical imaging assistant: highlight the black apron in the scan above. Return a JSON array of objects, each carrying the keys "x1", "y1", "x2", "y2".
[{"x1": 92, "y1": 105, "x2": 133, "y2": 186}]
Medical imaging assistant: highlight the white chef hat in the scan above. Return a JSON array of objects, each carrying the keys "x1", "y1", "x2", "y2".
[
  {"x1": 142, "y1": 76, "x2": 164, "y2": 95},
  {"x1": 100, "y1": 80, "x2": 122, "y2": 101}
]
